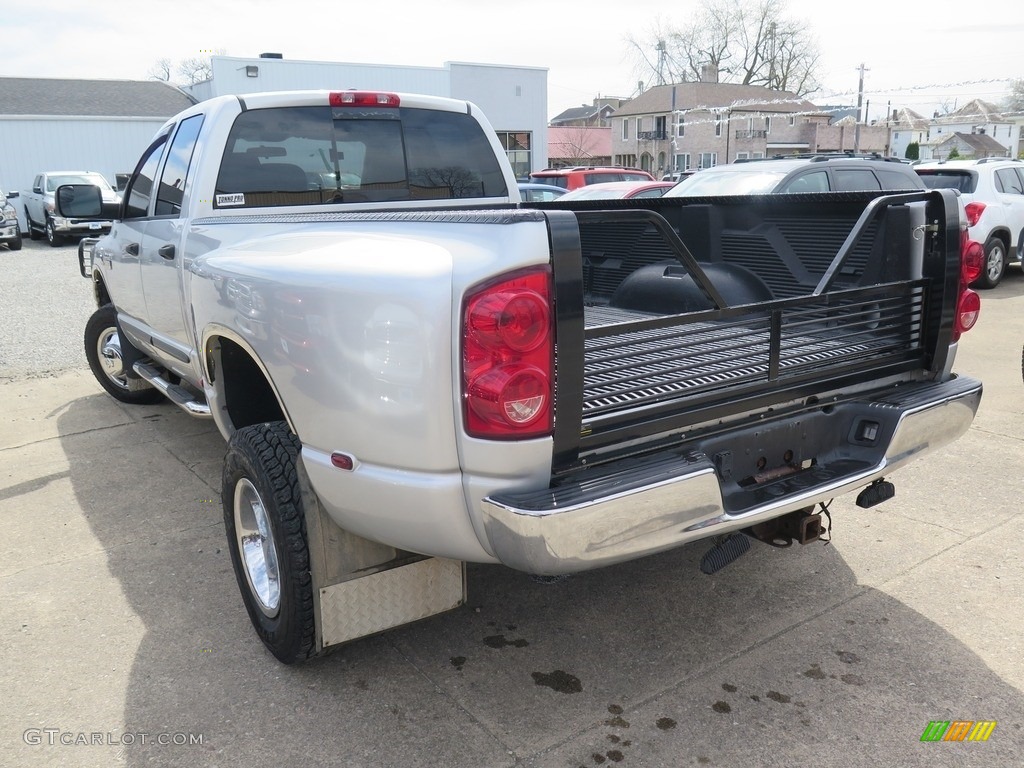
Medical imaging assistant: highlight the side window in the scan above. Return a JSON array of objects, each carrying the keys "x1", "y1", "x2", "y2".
[
  {"x1": 995, "y1": 168, "x2": 1024, "y2": 195},
  {"x1": 123, "y1": 135, "x2": 169, "y2": 219},
  {"x1": 876, "y1": 168, "x2": 921, "y2": 190},
  {"x1": 833, "y1": 169, "x2": 881, "y2": 192},
  {"x1": 155, "y1": 115, "x2": 204, "y2": 216},
  {"x1": 783, "y1": 171, "x2": 829, "y2": 193}
]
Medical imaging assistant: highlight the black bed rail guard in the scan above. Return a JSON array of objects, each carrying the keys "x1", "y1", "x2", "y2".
[{"x1": 545, "y1": 189, "x2": 962, "y2": 473}]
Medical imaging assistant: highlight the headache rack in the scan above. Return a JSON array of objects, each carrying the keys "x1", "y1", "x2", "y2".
[{"x1": 545, "y1": 190, "x2": 961, "y2": 472}]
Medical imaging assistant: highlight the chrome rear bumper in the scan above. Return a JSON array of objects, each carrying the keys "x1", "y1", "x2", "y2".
[{"x1": 480, "y1": 376, "x2": 982, "y2": 574}]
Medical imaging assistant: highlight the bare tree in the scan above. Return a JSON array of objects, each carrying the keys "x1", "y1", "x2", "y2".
[
  {"x1": 177, "y1": 56, "x2": 214, "y2": 85},
  {"x1": 1003, "y1": 78, "x2": 1024, "y2": 115},
  {"x1": 552, "y1": 126, "x2": 606, "y2": 166},
  {"x1": 627, "y1": 0, "x2": 821, "y2": 96},
  {"x1": 149, "y1": 51, "x2": 225, "y2": 86},
  {"x1": 148, "y1": 58, "x2": 173, "y2": 82}
]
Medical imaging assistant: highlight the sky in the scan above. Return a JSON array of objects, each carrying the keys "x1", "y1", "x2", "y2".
[{"x1": 4, "y1": 0, "x2": 1022, "y2": 122}]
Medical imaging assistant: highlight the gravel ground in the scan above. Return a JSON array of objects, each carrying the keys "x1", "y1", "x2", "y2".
[{"x1": 0, "y1": 236, "x2": 97, "y2": 381}]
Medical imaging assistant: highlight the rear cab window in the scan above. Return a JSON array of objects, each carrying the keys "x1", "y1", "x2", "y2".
[
  {"x1": 214, "y1": 105, "x2": 508, "y2": 209},
  {"x1": 916, "y1": 171, "x2": 977, "y2": 194}
]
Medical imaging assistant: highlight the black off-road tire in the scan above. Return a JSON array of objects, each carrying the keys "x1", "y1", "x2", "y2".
[
  {"x1": 974, "y1": 236, "x2": 1007, "y2": 289},
  {"x1": 84, "y1": 304, "x2": 163, "y2": 404},
  {"x1": 5, "y1": 228, "x2": 22, "y2": 251},
  {"x1": 222, "y1": 422, "x2": 316, "y2": 665}
]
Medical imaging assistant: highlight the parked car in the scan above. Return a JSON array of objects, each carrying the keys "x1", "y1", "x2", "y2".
[
  {"x1": 914, "y1": 158, "x2": 1024, "y2": 288},
  {"x1": 665, "y1": 155, "x2": 926, "y2": 197},
  {"x1": 22, "y1": 171, "x2": 121, "y2": 246},
  {"x1": 662, "y1": 170, "x2": 697, "y2": 182},
  {"x1": 557, "y1": 180, "x2": 677, "y2": 200},
  {"x1": 1, "y1": 187, "x2": 22, "y2": 251},
  {"x1": 517, "y1": 182, "x2": 567, "y2": 202},
  {"x1": 529, "y1": 166, "x2": 655, "y2": 191}
]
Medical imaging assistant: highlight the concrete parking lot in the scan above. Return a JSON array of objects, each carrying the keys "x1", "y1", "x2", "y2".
[{"x1": 2, "y1": 236, "x2": 1023, "y2": 767}]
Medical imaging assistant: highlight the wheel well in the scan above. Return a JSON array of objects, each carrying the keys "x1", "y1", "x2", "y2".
[
  {"x1": 93, "y1": 274, "x2": 111, "y2": 307},
  {"x1": 212, "y1": 337, "x2": 287, "y2": 431},
  {"x1": 985, "y1": 229, "x2": 1010, "y2": 250}
]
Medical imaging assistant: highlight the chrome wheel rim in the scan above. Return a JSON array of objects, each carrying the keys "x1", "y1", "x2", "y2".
[
  {"x1": 986, "y1": 244, "x2": 1004, "y2": 282},
  {"x1": 96, "y1": 327, "x2": 129, "y2": 390},
  {"x1": 233, "y1": 478, "x2": 281, "y2": 617}
]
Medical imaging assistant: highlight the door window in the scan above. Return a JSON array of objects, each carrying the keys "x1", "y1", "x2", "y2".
[
  {"x1": 995, "y1": 168, "x2": 1024, "y2": 195},
  {"x1": 155, "y1": 115, "x2": 205, "y2": 216},
  {"x1": 833, "y1": 169, "x2": 882, "y2": 192},
  {"x1": 123, "y1": 135, "x2": 169, "y2": 219}
]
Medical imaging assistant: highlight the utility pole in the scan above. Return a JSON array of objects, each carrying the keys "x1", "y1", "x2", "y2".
[{"x1": 854, "y1": 62, "x2": 869, "y2": 153}]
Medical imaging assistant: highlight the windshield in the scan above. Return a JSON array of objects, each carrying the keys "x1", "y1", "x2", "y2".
[
  {"x1": 664, "y1": 169, "x2": 789, "y2": 196},
  {"x1": 46, "y1": 173, "x2": 113, "y2": 192}
]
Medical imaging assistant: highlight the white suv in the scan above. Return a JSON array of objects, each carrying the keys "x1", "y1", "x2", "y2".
[{"x1": 915, "y1": 158, "x2": 1024, "y2": 288}]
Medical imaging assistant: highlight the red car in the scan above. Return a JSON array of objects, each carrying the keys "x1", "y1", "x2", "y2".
[{"x1": 529, "y1": 166, "x2": 655, "y2": 191}]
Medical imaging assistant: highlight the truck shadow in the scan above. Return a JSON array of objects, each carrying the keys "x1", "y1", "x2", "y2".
[{"x1": 57, "y1": 395, "x2": 1024, "y2": 767}]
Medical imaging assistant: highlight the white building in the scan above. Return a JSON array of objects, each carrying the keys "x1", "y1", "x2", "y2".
[
  {"x1": 185, "y1": 55, "x2": 549, "y2": 179},
  {"x1": 889, "y1": 108, "x2": 929, "y2": 159},
  {"x1": 925, "y1": 99, "x2": 1016, "y2": 157},
  {"x1": 0, "y1": 77, "x2": 197, "y2": 227}
]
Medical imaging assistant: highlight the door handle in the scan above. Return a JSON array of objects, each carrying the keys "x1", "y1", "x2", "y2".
[
  {"x1": 158, "y1": 244, "x2": 176, "y2": 260},
  {"x1": 124, "y1": 242, "x2": 139, "y2": 257}
]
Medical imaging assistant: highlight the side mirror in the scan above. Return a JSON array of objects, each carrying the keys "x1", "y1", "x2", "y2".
[
  {"x1": 55, "y1": 184, "x2": 120, "y2": 220},
  {"x1": 5, "y1": 191, "x2": 18, "y2": 199},
  {"x1": 55, "y1": 184, "x2": 104, "y2": 218}
]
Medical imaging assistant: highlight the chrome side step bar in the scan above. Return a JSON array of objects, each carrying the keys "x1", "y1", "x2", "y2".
[{"x1": 133, "y1": 361, "x2": 212, "y2": 418}]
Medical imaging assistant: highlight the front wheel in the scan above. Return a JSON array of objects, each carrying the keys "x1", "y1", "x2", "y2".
[
  {"x1": 84, "y1": 304, "x2": 163, "y2": 404},
  {"x1": 4, "y1": 230, "x2": 21, "y2": 251},
  {"x1": 26, "y1": 213, "x2": 41, "y2": 240},
  {"x1": 222, "y1": 422, "x2": 316, "y2": 664},
  {"x1": 974, "y1": 236, "x2": 1007, "y2": 289},
  {"x1": 45, "y1": 217, "x2": 64, "y2": 247}
]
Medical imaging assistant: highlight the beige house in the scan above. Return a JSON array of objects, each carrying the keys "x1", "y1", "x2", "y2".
[
  {"x1": 611, "y1": 73, "x2": 821, "y2": 176},
  {"x1": 926, "y1": 132, "x2": 1011, "y2": 161}
]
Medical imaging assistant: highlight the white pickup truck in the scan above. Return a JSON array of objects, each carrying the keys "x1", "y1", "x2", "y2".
[{"x1": 69, "y1": 89, "x2": 983, "y2": 664}]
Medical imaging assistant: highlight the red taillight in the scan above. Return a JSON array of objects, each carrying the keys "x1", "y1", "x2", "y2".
[
  {"x1": 963, "y1": 201, "x2": 986, "y2": 228},
  {"x1": 961, "y1": 238, "x2": 984, "y2": 284},
  {"x1": 955, "y1": 289, "x2": 981, "y2": 336},
  {"x1": 953, "y1": 232, "x2": 983, "y2": 342},
  {"x1": 329, "y1": 91, "x2": 400, "y2": 107},
  {"x1": 462, "y1": 268, "x2": 553, "y2": 439}
]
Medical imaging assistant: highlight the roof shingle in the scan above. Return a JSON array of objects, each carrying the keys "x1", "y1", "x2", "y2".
[{"x1": 0, "y1": 77, "x2": 196, "y2": 117}]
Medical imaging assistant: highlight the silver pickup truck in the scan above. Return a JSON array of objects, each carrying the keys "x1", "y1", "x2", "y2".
[{"x1": 69, "y1": 89, "x2": 983, "y2": 664}]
